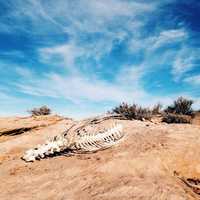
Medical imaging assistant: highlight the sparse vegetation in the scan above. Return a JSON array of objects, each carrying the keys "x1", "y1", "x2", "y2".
[
  {"x1": 28, "y1": 106, "x2": 51, "y2": 116},
  {"x1": 164, "y1": 97, "x2": 193, "y2": 116},
  {"x1": 162, "y1": 113, "x2": 191, "y2": 124},
  {"x1": 111, "y1": 97, "x2": 197, "y2": 124},
  {"x1": 162, "y1": 97, "x2": 194, "y2": 124},
  {"x1": 112, "y1": 102, "x2": 152, "y2": 120},
  {"x1": 152, "y1": 103, "x2": 162, "y2": 115}
]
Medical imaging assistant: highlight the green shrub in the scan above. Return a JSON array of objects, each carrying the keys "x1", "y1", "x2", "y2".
[
  {"x1": 162, "y1": 113, "x2": 191, "y2": 124},
  {"x1": 112, "y1": 102, "x2": 152, "y2": 120},
  {"x1": 28, "y1": 106, "x2": 51, "y2": 116},
  {"x1": 164, "y1": 97, "x2": 193, "y2": 115}
]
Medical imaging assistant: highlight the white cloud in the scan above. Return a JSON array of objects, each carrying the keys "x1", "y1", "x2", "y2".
[
  {"x1": 152, "y1": 29, "x2": 187, "y2": 49},
  {"x1": 15, "y1": 71, "x2": 145, "y2": 104},
  {"x1": 130, "y1": 30, "x2": 198, "y2": 84},
  {"x1": 0, "y1": 0, "x2": 64, "y2": 34},
  {"x1": 116, "y1": 65, "x2": 144, "y2": 88},
  {"x1": 35, "y1": 0, "x2": 158, "y2": 68},
  {"x1": 1, "y1": 0, "x2": 159, "y2": 67},
  {"x1": 86, "y1": 0, "x2": 153, "y2": 18},
  {"x1": 0, "y1": 0, "x2": 156, "y2": 35},
  {"x1": 1, "y1": 0, "x2": 199, "y2": 117},
  {"x1": 39, "y1": 42, "x2": 84, "y2": 69},
  {"x1": 184, "y1": 75, "x2": 200, "y2": 86},
  {"x1": 172, "y1": 47, "x2": 199, "y2": 81},
  {"x1": 61, "y1": 0, "x2": 156, "y2": 35},
  {"x1": 15, "y1": 63, "x2": 195, "y2": 112},
  {"x1": 129, "y1": 29, "x2": 187, "y2": 55},
  {"x1": 38, "y1": 35, "x2": 117, "y2": 68},
  {"x1": 15, "y1": 67, "x2": 33, "y2": 78}
]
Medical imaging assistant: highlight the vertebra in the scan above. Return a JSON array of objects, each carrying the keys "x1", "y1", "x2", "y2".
[{"x1": 22, "y1": 123, "x2": 124, "y2": 162}]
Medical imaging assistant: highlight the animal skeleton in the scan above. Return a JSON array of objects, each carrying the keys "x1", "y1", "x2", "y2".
[{"x1": 22, "y1": 115, "x2": 125, "y2": 162}]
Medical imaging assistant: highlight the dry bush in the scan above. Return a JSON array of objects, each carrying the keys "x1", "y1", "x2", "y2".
[
  {"x1": 164, "y1": 97, "x2": 193, "y2": 116},
  {"x1": 152, "y1": 103, "x2": 162, "y2": 115},
  {"x1": 28, "y1": 106, "x2": 51, "y2": 116},
  {"x1": 162, "y1": 113, "x2": 191, "y2": 124},
  {"x1": 112, "y1": 102, "x2": 152, "y2": 120}
]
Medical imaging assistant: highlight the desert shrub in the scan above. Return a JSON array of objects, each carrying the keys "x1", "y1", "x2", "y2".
[
  {"x1": 112, "y1": 102, "x2": 152, "y2": 120},
  {"x1": 28, "y1": 106, "x2": 51, "y2": 116},
  {"x1": 162, "y1": 113, "x2": 191, "y2": 124},
  {"x1": 152, "y1": 103, "x2": 162, "y2": 115},
  {"x1": 164, "y1": 97, "x2": 193, "y2": 116}
]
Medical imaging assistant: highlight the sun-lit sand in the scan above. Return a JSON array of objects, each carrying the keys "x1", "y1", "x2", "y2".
[{"x1": 0, "y1": 115, "x2": 200, "y2": 199}]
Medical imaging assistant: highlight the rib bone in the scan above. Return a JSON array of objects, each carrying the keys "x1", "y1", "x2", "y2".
[{"x1": 22, "y1": 122, "x2": 124, "y2": 162}]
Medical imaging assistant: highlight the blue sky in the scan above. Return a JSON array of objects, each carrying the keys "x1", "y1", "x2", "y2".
[{"x1": 0, "y1": 0, "x2": 200, "y2": 118}]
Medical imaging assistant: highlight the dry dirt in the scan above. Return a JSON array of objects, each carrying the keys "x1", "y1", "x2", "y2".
[{"x1": 1, "y1": 116, "x2": 200, "y2": 200}]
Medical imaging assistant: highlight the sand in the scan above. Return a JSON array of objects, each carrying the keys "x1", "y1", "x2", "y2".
[{"x1": 0, "y1": 116, "x2": 200, "y2": 200}]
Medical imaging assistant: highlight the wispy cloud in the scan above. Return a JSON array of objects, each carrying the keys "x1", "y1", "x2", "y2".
[
  {"x1": 15, "y1": 67, "x2": 34, "y2": 78},
  {"x1": 172, "y1": 47, "x2": 199, "y2": 81},
  {"x1": 15, "y1": 69, "x2": 145, "y2": 104},
  {"x1": 0, "y1": 0, "x2": 200, "y2": 117},
  {"x1": 151, "y1": 29, "x2": 187, "y2": 49},
  {"x1": 184, "y1": 75, "x2": 200, "y2": 86},
  {"x1": 39, "y1": 42, "x2": 84, "y2": 69},
  {"x1": 130, "y1": 28, "x2": 187, "y2": 53}
]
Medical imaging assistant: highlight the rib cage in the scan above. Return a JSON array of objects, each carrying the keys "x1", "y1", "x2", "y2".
[
  {"x1": 72, "y1": 124, "x2": 124, "y2": 152},
  {"x1": 22, "y1": 121, "x2": 124, "y2": 162}
]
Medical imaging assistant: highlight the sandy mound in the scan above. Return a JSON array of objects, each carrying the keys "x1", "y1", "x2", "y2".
[
  {"x1": 0, "y1": 115, "x2": 65, "y2": 136},
  {"x1": 0, "y1": 116, "x2": 200, "y2": 199}
]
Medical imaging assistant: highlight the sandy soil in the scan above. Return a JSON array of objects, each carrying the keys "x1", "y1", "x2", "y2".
[
  {"x1": 1, "y1": 116, "x2": 200, "y2": 200},
  {"x1": 0, "y1": 115, "x2": 65, "y2": 138}
]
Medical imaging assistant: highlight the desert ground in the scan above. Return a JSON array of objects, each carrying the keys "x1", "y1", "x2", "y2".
[{"x1": 1, "y1": 115, "x2": 200, "y2": 200}]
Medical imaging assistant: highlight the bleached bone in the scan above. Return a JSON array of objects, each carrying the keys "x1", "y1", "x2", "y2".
[
  {"x1": 22, "y1": 123, "x2": 124, "y2": 162},
  {"x1": 71, "y1": 124, "x2": 124, "y2": 152}
]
